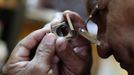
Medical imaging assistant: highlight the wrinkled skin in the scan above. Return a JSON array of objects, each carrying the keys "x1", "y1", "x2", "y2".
[
  {"x1": 2, "y1": 11, "x2": 92, "y2": 75},
  {"x1": 87, "y1": 0, "x2": 134, "y2": 75}
]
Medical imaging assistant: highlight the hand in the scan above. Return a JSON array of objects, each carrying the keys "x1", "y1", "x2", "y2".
[
  {"x1": 2, "y1": 27, "x2": 57, "y2": 75},
  {"x1": 2, "y1": 11, "x2": 92, "y2": 75},
  {"x1": 52, "y1": 11, "x2": 92, "y2": 75}
]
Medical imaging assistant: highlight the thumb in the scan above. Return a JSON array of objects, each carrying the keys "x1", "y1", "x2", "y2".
[{"x1": 31, "y1": 33, "x2": 56, "y2": 73}]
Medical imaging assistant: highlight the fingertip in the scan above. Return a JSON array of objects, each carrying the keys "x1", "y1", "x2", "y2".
[
  {"x1": 45, "y1": 33, "x2": 57, "y2": 40},
  {"x1": 42, "y1": 33, "x2": 57, "y2": 46},
  {"x1": 63, "y1": 10, "x2": 81, "y2": 18},
  {"x1": 46, "y1": 33, "x2": 56, "y2": 37},
  {"x1": 56, "y1": 37, "x2": 66, "y2": 46},
  {"x1": 63, "y1": 10, "x2": 73, "y2": 18},
  {"x1": 63, "y1": 10, "x2": 72, "y2": 14},
  {"x1": 43, "y1": 25, "x2": 51, "y2": 32},
  {"x1": 63, "y1": 10, "x2": 85, "y2": 29},
  {"x1": 56, "y1": 37, "x2": 68, "y2": 52}
]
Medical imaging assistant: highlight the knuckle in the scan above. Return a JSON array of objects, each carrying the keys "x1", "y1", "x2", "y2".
[
  {"x1": 45, "y1": 43, "x2": 55, "y2": 50},
  {"x1": 56, "y1": 45, "x2": 67, "y2": 54},
  {"x1": 17, "y1": 41, "x2": 25, "y2": 48},
  {"x1": 56, "y1": 43, "x2": 68, "y2": 53},
  {"x1": 29, "y1": 31, "x2": 39, "y2": 42},
  {"x1": 30, "y1": 62, "x2": 50, "y2": 74},
  {"x1": 36, "y1": 44, "x2": 54, "y2": 57},
  {"x1": 17, "y1": 41, "x2": 29, "y2": 50}
]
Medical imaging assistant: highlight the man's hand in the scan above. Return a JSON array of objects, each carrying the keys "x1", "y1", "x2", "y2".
[
  {"x1": 52, "y1": 11, "x2": 92, "y2": 75},
  {"x1": 2, "y1": 11, "x2": 92, "y2": 75},
  {"x1": 2, "y1": 28, "x2": 57, "y2": 75}
]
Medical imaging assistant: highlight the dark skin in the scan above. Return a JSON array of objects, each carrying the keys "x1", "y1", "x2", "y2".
[
  {"x1": 2, "y1": 11, "x2": 92, "y2": 75},
  {"x1": 4, "y1": 0, "x2": 134, "y2": 74},
  {"x1": 87, "y1": 0, "x2": 134, "y2": 75}
]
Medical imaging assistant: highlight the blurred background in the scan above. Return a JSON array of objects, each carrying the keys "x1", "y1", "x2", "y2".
[{"x1": 0, "y1": 0, "x2": 128, "y2": 75}]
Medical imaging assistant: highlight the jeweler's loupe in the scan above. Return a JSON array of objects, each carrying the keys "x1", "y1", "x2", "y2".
[{"x1": 51, "y1": 14, "x2": 76, "y2": 39}]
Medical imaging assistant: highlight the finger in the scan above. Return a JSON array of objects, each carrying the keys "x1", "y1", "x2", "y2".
[
  {"x1": 63, "y1": 10, "x2": 91, "y2": 61},
  {"x1": 56, "y1": 37, "x2": 87, "y2": 74},
  {"x1": 63, "y1": 10, "x2": 83, "y2": 23},
  {"x1": 63, "y1": 10, "x2": 86, "y2": 31},
  {"x1": 9, "y1": 28, "x2": 50, "y2": 63},
  {"x1": 32, "y1": 33, "x2": 56, "y2": 72}
]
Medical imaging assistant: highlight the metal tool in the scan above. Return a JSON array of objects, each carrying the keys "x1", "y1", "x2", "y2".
[
  {"x1": 78, "y1": 28, "x2": 100, "y2": 45},
  {"x1": 51, "y1": 14, "x2": 75, "y2": 39},
  {"x1": 51, "y1": 13, "x2": 100, "y2": 45}
]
